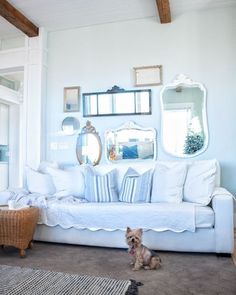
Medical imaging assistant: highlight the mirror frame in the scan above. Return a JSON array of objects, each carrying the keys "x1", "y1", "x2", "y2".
[
  {"x1": 160, "y1": 74, "x2": 209, "y2": 158},
  {"x1": 76, "y1": 121, "x2": 102, "y2": 165},
  {"x1": 105, "y1": 121, "x2": 157, "y2": 163},
  {"x1": 83, "y1": 85, "x2": 151, "y2": 117}
]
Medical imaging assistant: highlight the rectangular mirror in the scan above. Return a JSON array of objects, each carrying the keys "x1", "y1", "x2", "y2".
[{"x1": 83, "y1": 86, "x2": 151, "y2": 117}]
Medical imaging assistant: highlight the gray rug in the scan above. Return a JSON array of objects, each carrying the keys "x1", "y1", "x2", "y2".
[{"x1": 0, "y1": 265, "x2": 141, "y2": 295}]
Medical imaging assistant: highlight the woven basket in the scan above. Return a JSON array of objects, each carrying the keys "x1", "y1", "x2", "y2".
[{"x1": 0, "y1": 207, "x2": 39, "y2": 256}]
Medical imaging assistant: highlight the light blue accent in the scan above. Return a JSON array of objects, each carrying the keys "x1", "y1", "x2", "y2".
[
  {"x1": 119, "y1": 168, "x2": 153, "y2": 203},
  {"x1": 84, "y1": 166, "x2": 118, "y2": 202},
  {"x1": 0, "y1": 145, "x2": 9, "y2": 162}
]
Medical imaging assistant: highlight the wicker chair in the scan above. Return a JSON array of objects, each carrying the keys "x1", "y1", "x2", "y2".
[{"x1": 0, "y1": 207, "x2": 39, "y2": 258}]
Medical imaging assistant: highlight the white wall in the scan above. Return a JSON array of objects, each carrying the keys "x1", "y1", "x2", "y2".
[{"x1": 46, "y1": 6, "x2": 236, "y2": 194}]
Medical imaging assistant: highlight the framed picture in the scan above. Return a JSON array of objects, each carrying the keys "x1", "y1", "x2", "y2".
[
  {"x1": 134, "y1": 65, "x2": 162, "y2": 87},
  {"x1": 64, "y1": 86, "x2": 80, "y2": 112}
]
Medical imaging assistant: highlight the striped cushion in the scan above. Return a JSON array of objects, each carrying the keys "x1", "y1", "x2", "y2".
[
  {"x1": 119, "y1": 168, "x2": 153, "y2": 203},
  {"x1": 85, "y1": 166, "x2": 118, "y2": 202}
]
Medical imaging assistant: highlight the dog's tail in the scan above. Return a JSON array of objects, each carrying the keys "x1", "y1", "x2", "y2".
[
  {"x1": 151, "y1": 250, "x2": 162, "y2": 264},
  {"x1": 156, "y1": 255, "x2": 162, "y2": 264}
]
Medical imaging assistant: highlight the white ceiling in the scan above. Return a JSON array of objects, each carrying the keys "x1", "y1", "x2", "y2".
[
  {"x1": 0, "y1": 0, "x2": 236, "y2": 38},
  {"x1": 0, "y1": 14, "x2": 24, "y2": 38}
]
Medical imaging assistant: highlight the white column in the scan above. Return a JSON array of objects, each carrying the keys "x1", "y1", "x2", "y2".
[{"x1": 23, "y1": 28, "x2": 47, "y2": 170}]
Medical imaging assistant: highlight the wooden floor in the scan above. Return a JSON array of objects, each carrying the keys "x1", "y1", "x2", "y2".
[{"x1": 232, "y1": 230, "x2": 236, "y2": 266}]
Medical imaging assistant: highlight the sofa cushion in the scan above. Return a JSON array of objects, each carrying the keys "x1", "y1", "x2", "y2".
[
  {"x1": 35, "y1": 200, "x2": 214, "y2": 231},
  {"x1": 84, "y1": 166, "x2": 118, "y2": 202},
  {"x1": 183, "y1": 159, "x2": 217, "y2": 205},
  {"x1": 46, "y1": 166, "x2": 85, "y2": 197},
  {"x1": 26, "y1": 167, "x2": 56, "y2": 195},
  {"x1": 151, "y1": 162, "x2": 187, "y2": 203},
  {"x1": 195, "y1": 205, "x2": 215, "y2": 228},
  {"x1": 95, "y1": 162, "x2": 156, "y2": 192},
  {"x1": 119, "y1": 168, "x2": 153, "y2": 203}
]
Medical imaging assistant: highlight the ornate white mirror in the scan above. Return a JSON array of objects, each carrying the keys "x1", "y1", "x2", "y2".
[
  {"x1": 105, "y1": 121, "x2": 157, "y2": 163},
  {"x1": 76, "y1": 121, "x2": 102, "y2": 165},
  {"x1": 160, "y1": 74, "x2": 208, "y2": 158}
]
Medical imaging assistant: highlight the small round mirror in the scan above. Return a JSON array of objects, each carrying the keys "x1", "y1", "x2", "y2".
[
  {"x1": 62, "y1": 117, "x2": 80, "y2": 135},
  {"x1": 76, "y1": 121, "x2": 102, "y2": 165}
]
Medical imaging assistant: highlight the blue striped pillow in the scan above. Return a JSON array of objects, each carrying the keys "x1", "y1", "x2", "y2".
[
  {"x1": 84, "y1": 166, "x2": 118, "y2": 202},
  {"x1": 119, "y1": 168, "x2": 153, "y2": 203}
]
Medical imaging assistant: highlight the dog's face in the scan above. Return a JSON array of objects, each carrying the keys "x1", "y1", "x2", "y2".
[{"x1": 126, "y1": 227, "x2": 143, "y2": 248}]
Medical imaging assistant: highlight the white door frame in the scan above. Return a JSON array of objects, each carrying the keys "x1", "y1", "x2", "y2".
[
  {"x1": 0, "y1": 86, "x2": 21, "y2": 188},
  {"x1": 0, "y1": 28, "x2": 48, "y2": 187}
]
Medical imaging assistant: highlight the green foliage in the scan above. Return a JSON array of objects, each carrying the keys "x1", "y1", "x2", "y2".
[{"x1": 184, "y1": 133, "x2": 204, "y2": 154}]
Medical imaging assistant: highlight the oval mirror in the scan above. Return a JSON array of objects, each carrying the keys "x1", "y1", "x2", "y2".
[
  {"x1": 105, "y1": 121, "x2": 157, "y2": 163},
  {"x1": 160, "y1": 74, "x2": 208, "y2": 158},
  {"x1": 62, "y1": 117, "x2": 80, "y2": 135},
  {"x1": 76, "y1": 121, "x2": 102, "y2": 165}
]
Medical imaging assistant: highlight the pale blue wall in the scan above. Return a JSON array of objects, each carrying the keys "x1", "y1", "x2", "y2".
[{"x1": 46, "y1": 6, "x2": 236, "y2": 194}]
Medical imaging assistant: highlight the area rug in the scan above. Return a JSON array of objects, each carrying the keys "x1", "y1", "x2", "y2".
[{"x1": 0, "y1": 265, "x2": 141, "y2": 295}]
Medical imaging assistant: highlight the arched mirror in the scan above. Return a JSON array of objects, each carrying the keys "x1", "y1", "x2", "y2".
[
  {"x1": 105, "y1": 121, "x2": 157, "y2": 163},
  {"x1": 62, "y1": 117, "x2": 80, "y2": 135},
  {"x1": 76, "y1": 121, "x2": 102, "y2": 165},
  {"x1": 160, "y1": 74, "x2": 208, "y2": 158}
]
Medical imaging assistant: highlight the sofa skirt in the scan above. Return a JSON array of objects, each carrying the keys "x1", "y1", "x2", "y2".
[{"x1": 34, "y1": 225, "x2": 226, "y2": 253}]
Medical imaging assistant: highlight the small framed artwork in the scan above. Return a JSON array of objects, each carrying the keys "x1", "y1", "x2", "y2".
[
  {"x1": 64, "y1": 86, "x2": 80, "y2": 112},
  {"x1": 134, "y1": 65, "x2": 162, "y2": 87}
]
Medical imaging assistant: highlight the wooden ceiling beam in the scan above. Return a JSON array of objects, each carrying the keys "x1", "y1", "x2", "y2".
[
  {"x1": 156, "y1": 0, "x2": 171, "y2": 24},
  {"x1": 0, "y1": 0, "x2": 39, "y2": 37}
]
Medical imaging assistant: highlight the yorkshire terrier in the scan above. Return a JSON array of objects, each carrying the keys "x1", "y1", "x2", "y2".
[{"x1": 126, "y1": 227, "x2": 161, "y2": 271}]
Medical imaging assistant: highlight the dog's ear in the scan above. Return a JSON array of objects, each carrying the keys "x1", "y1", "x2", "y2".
[
  {"x1": 126, "y1": 227, "x2": 132, "y2": 233},
  {"x1": 136, "y1": 228, "x2": 143, "y2": 237}
]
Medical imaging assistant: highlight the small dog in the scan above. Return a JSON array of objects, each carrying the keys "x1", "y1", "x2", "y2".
[{"x1": 126, "y1": 227, "x2": 161, "y2": 271}]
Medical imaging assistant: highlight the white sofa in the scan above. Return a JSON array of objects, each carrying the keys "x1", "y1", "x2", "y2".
[{"x1": 33, "y1": 160, "x2": 234, "y2": 254}]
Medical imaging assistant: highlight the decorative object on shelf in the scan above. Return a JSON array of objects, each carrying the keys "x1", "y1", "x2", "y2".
[
  {"x1": 160, "y1": 74, "x2": 208, "y2": 158},
  {"x1": 61, "y1": 117, "x2": 80, "y2": 135},
  {"x1": 83, "y1": 85, "x2": 151, "y2": 117},
  {"x1": 134, "y1": 65, "x2": 162, "y2": 87},
  {"x1": 64, "y1": 86, "x2": 80, "y2": 112},
  {"x1": 105, "y1": 121, "x2": 157, "y2": 163},
  {"x1": 76, "y1": 121, "x2": 102, "y2": 165}
]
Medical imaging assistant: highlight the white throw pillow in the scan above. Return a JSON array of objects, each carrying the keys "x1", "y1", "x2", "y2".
[
  {"x1": 183, "y1": 160, "x2": 217, "y2": 205},
  {"x1": 151, "y1": 162, "x2": 187, "y2": 203},
  {"x1": 38, "y1": 161, "x2": 59, "y2": 174},
  {"x1": 26, "y1": 167, "x2": 56, "y2": 195},
  {"x1": 46, "y1": 166, "x2": 85, "y2": 197}
]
